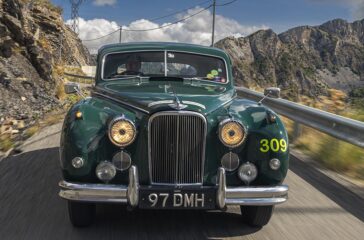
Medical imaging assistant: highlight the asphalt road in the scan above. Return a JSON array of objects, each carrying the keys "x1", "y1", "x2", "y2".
[{"x1": 0, "y1": 124, "x2": 363, "y2": 240}]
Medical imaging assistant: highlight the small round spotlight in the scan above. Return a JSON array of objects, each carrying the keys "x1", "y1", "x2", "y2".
[
  {"x1": 238, "y1": 162, "x2": 258, "y2": 184},
  {"x1": 269, "y1": 158, "x2": 281, "y2": 170},
  {"x1": 221, "y1": 152, "x2": 239, "y2": 171},
  {"x1": 71, "y1": 157, "x2": 84, "y2": 169},
  {"x1": 112, "y1": 151, "x2": 131, "y2": 171},
  {"x1": 75, "y1": 111, "x2": 83, "y2": 119},
  {"x1": 96, "y1": 161, "x2": 116, "y2": 182}
]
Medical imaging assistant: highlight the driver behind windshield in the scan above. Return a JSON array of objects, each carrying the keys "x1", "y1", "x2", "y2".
[{"x1": 122, "y1": 55, "x2": 142, "y2": 75}]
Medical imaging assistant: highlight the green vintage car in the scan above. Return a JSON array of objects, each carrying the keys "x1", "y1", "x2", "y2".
[{"x1": 59, "y1": 42, "x2": 289, "y2": 227}]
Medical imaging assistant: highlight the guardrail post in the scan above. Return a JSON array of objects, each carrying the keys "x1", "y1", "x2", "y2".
[{"x1": 292, "y1": 122, "x2": 302, "y2": 143}]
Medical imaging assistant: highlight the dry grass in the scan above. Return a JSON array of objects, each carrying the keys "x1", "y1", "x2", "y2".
[
  {"x1": 283, "y1": 90, "x2": 364, "y2": 180},
  {"x1": 24, "y1": 125, "x2": 40, "y2": 139},
  {"x1": 0, "y1": 135, "x2": 14, "y2": 152},
  {"x1": 56, "y1": 81, "x2": 66, "y2": 100},
  {"x1": 24, "y1": 111, "x2": 65, "y2": 139},
  {"x1": 38, "y1": 35, "x2": 52, "y2": 52}
]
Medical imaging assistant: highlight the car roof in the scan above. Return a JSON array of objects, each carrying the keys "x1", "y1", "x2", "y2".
[{"x1": 98, "y1": 42, "x2": 230, "y2": 61}]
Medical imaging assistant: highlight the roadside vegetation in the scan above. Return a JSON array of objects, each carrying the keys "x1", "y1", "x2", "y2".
[{"x1": 283, "y1": 89, "x2": 364, "y2": 180}]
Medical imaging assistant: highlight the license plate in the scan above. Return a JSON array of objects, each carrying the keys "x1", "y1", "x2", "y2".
[{"x1": 139, "y1": 187, "x2": 216, "y2": 209}]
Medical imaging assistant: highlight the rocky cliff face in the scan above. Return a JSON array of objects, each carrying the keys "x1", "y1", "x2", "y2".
[
  {"x1": 0, "y1": 0, "x2": 92, "y2": 123},
  {"x1": 216, "y1": 19, "x2": 364, "y2": 100}
]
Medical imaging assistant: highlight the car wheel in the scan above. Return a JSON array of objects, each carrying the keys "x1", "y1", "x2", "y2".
[
  {"x1": 68, "y1": 201, "x2": 96, "y2": 227},
  {"x1": 240, "y1": 206, "x2": 274, "y2": 227}
]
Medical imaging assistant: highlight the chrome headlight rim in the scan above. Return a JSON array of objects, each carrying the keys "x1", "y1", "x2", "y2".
[
  {"x1": 218, "y1": 118, "x2": 247, "y2": 148},
  {"x1": 108, "y1": 116, "x2": 137, "y2": 148}
]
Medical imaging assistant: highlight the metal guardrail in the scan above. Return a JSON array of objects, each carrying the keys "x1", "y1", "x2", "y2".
[{"x1": 236, "y1": 87, "x2": 364, "y2": 148}]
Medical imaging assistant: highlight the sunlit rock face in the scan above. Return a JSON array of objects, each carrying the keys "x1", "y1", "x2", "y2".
[
  {"x1": 216, "y1": 18, "x2": 364, "y2": 100},
  {"x1": 0, "y1": 0, "x2": 92, "y2": 122}
]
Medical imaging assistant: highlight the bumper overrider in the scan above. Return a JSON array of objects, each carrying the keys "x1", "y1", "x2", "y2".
[{"x1": 59, "y1": 166, "x2": 288, "y2": 208}]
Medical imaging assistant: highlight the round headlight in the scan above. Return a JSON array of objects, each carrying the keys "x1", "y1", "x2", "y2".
[
  {"x1": 96, "y1": 161, "x2": 116, "y2": 182},
  {"x1": 219, "y1": 119, "x2": 247, "y2": 148},
  {"x1": 108, "y1": 117, "x2": 136, "y2": 147}
]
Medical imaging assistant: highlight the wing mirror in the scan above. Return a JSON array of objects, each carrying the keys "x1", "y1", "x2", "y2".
[
  {"x1": 258, "y1": 87, "x2": 281, "y2": 105},
  {"x1": 64, "y1": 82, "x2": 80, "y2": 94},
  {"x1": 264, "y1": 87, "x2": 281, "y2": 99}
]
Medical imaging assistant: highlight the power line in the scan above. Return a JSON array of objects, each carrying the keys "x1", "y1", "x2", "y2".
[
  {"x1": 82, "y1": 28, "x2": 120, "y2": 41},
  {"x1": 123, "y1": 5, "x2": 212, "y2": 32},
  {"x1": 82, "y1": 4, "x2": 212, "y2": 41},
  {"x1": 216, "y1": 0, "x2": 238, "y2": 7},
  {"x1": 147, "y1": 0, "x2": 212, "y2": 22}
]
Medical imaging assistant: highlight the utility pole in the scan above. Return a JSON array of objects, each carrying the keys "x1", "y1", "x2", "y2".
[
  {"x1": 211, "y1": 0, "x2": 216, "y2": 47},
  {"x1": 119, "y1": 26, "x2": 122, "y2": 43},
  {"x1": 70, "y1": 0, "x2": 84, "y2": 34}
]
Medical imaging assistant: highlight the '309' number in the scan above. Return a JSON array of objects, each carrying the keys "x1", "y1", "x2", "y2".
[{"x1": 260, "y1": 139, "x2": 287, "y2": 153}]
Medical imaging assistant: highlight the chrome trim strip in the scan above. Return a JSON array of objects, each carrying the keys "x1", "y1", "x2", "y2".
[
  {"x1": 182, "y1": 101, "x2": 206, "y2": 109},
  {"x1": 92, "y1": 91, "x2": 150, "y2": 114},
  {"x1": 127, "y1": 166, "x2": 139, "y2": 207},
  {"x1": 225, "y1": 198, "x2": 287, "y2": 205},
  {"x1": 148, "y1": 100, "x2": 174, "y2": 107},
  {"x1": 164, "y1": 50, "x2": 167, "y2": 77},
  {"x1": 100, "y1": 50, "x2": 230, "y2": 85},
  {"x1": 148, "y1": 111, "x2": 207, "y2": 186},
  {"x1": 59, "y1": 166, "x2": 288, "y2": 206},
  {"x1": 59, "y1": 181, "x2": 128, "y2": 203},
  {"x1": 59, "y1": 165, "x2": 139, "y2": 204},
  {"x1": 216, "y1": 168, "x2": 226, "y2": 209},
  {"x1": 216, "y1": 167, "x2": 289, "y2": 208}
]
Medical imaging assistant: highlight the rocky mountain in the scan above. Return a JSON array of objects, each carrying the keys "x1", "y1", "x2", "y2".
[
  {"x1": 0, "y1": 0, "x2": 92, "y2": 123},
  {"x1": 216, "y1": 19, "x2": 364, "y2": 100}
]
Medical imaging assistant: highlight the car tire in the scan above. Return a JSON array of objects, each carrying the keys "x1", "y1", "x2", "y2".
[
  {"x1": 68, "y1": 201, "x2": 96, "y2": 227},
  {"x1": 240, "y1": 205, "x2": 274, "y2": 227}
]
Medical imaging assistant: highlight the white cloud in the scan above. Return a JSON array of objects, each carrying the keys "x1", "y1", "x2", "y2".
[
  {"x1": 69, "y1": 7, "x2": 267, "y2": 53},
  {"x1": 93, "y1": 0, "x2": 116, "y2": 6}
]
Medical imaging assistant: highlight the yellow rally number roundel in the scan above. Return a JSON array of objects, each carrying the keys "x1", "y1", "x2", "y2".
[{"x1": 260, "y1": 138, "x2": 287, "y2": 153}]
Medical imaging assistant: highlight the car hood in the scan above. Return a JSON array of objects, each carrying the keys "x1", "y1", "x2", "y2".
[{"x1": 93, "y1": 81, "x2": 236, "y2": 115}]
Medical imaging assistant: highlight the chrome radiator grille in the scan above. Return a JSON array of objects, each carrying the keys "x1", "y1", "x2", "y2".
[{"x1": 148, "y1": 112, "x2": 206, "y2": 185}]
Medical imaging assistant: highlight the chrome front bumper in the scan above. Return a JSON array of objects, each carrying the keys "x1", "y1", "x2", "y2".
[{"x1": 59, "y1": 166, "x2": 288, "y2": 208}]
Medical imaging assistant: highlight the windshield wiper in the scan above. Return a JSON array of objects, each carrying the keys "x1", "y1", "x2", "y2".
[{"x1": 149, "y1": 76, "x2": 184, "y2": 82}]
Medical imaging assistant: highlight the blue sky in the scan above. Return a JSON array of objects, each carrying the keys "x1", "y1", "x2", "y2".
[
  {"x1": 52, "y1": 0, "x2": 358, "y2": 32},
  {"x1": 51, "y1": 0, "x2": 363, "y2": 52}
]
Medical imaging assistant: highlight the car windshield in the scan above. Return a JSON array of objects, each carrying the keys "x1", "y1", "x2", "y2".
[{"x1": 102, "y1": 51, "x2": 228, "y2": 84}]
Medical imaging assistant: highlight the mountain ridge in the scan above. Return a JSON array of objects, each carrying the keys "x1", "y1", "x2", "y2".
[{"x1": 216, "y1": 18, "x2": 364, "y2": 100}]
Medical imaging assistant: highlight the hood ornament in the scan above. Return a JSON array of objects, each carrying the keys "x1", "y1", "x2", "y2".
[{"x1": 168, "y1": 85, "x2": 187, "y2": 110}]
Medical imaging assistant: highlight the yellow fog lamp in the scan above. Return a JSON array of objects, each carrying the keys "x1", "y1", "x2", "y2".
[
  {"x1": 108, "y1": 117, "x2": 137, "y2": 147},
  {"x1": 219, "y1": 119, "x2": 247, "y2": 148}
]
